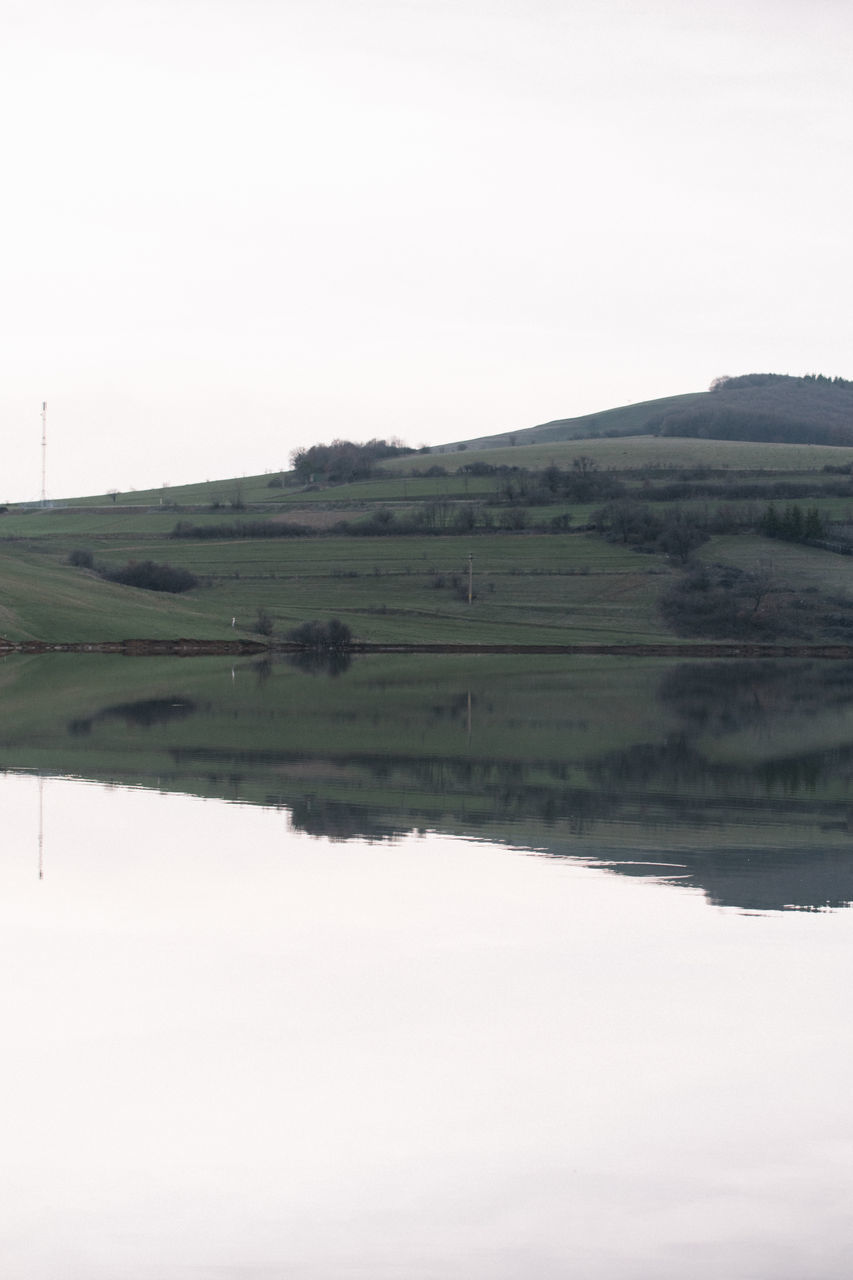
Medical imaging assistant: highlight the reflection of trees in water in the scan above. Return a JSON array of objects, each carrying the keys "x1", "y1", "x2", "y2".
[
  {"x1": 289, "y1": 798, "x2": 405, "y2": 841},
  {"x1": 285, "y1": 650, "x2": 352, "y2": 677},
  {"x1": 284, "y1": 760, "x2": 853, "y2": 912},
  {"x1": 69, "y1": 697, "x2": 198, "y2": 736},
  {"x1": 659, "y1": 660, "x2": 853, "y2": 734},
  {"x1": 589, "y1": 736, "x2": 711, "y2": 790},
  {"x1": 429, "y1": 692, "x2": 476, "y2": 722},
  {"x1": 288, "y1": 786, "x2": 606, "y2": 842},
  {"x1": 588, "y1": 735, "x2": 853, "y2": 797},
  {"x1": 362, "y1": 756, "x2": 608, "y2": 833},
  {"x1": 592, "y1": 661, "x2": 853, "y2": 798}
]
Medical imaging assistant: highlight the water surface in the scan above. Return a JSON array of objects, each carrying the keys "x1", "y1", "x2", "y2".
[{"x1": 1, "y1": 654, "x2": 852, "y2": 1276}]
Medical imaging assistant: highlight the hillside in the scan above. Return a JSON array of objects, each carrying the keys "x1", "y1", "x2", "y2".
[
  {"x1": 446, "y1": 373, "x2": 853, "y2": 451},
  {"x1": 5, "y1": 397, "x2": 853, "y2": 648},
  {"x1": 441, "y1": 391, "x2": 705, "y2": 451}
]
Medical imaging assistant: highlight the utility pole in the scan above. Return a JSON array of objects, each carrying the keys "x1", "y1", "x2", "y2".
[
  {"x1": 40, "y1": 402, "x2": 47, "y2": 506},
  {"x1": 38, "y1": 774, "x2": 44, "y2": 880},
  {"x1": 467, "y1": 553, "x2": 473, "y2": 605}
]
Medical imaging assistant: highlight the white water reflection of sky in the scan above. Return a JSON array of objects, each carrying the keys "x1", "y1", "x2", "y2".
[{"x1": 1, "y1": 773, "x2": 851, "y2": 1279}]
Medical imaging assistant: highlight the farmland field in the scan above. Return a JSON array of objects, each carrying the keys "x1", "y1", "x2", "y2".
[
  {"x1": 4, "y1": 432, "x2": 853, "y2": 645},
  {"x1": 383, "y1": 435, "x2": 853, "y2": 474}
]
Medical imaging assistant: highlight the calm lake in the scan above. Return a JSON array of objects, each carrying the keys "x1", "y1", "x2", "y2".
[{"x1": 1, "y1": 653, "x2": 852, "y2": 1278}]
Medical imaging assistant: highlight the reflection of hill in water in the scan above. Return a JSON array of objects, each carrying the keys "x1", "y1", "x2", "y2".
[
  {"x1": 581, "y1": 845, "x2": 853, "y2": 914},
  {"x1": 168, "y1": 729, "x2": 853, "y2": 912},
  {"x1": 1, "y1": 653, "x2": 853, "y2": 914}
]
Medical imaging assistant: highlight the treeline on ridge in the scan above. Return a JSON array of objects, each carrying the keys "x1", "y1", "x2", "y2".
[
  {"x1": 290, "y1": 437, "x2": 412, "y2": 483},
  {"x1": 655, "y1": 373, "x2": 853, "y2": 446}
]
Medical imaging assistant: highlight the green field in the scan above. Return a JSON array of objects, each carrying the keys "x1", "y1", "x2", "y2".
[
  {"x1": 384, "y1": 435, "x2": 853, "y2": 475},
  {"x1": 0, "y1": 529, "x2": 673, "y2": 644},
  {"x1": 700, "y1": 533, "x2": 853, "y2": 597},
  {"x1": 4, "y1": 432, "x2": 853, "y2": 645}
]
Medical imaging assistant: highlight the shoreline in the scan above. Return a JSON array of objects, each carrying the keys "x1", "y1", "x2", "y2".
[{"x1": 4, "y1": 638, "x2": 853, "y2": 659}]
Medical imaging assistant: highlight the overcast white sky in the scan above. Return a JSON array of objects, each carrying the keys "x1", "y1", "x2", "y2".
[{"x1": 2, "y1": 0, "x2": 851, "y2": 501}]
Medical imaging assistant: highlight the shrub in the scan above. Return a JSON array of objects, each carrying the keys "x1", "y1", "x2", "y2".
[
  {"x1": 656, "y1": 509, "x2": 709, "y2": 563},
  {"x1": 172, "y1": 520, "x2": 313, "y2": 539},
  {"x1": 255, "y1": 608, "x2": 274, "y2": 636},
  {"x1": 286, "y1": 618, "x2": 353, "y2": 650},
  {"x1": 68, "y1": 548, "x2": 94, "y2": 568},
  {"x1": 286, "y1": 649, "x2": 352, "y2": 677},
  {"x1": 102, "y1": 560, "x2": 199, "y2": 593},
  {"x1": 659, "y1": 563, "x2": 785, "y2": 639},
  {"x1": 596, "y1": 500, "x2": 663, "y2": 546},
  {"x1": 453, "y1": 505, "x2": 478, "y2": 532}
]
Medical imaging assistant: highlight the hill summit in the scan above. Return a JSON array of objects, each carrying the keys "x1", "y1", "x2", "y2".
[{"x1": 453, "y1": 373, "x2": 853, "y2": 452}]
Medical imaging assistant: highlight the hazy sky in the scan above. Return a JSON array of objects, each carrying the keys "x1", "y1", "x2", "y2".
[{"x1": 2, "y1": 0, "x2": 851, "y2": 500}]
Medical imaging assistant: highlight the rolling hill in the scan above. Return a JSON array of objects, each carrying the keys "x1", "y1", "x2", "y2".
[
  {"x1": 443, "y1": 373, "x2": 853, "y2": 452},
  {"x1": 3, "y1": 372, "x2": 853, "y2": 648}
]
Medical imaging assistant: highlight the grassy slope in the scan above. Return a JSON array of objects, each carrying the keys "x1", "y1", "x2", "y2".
[
  {"x1": 5, "y1": 433, "x2": 853, "y2": 645},
  {"x1": 383, "y1": 435, "x2": 853, "y2": 475},
  {"x1": 446, "y1": 391, "x2": 707, "y2": 450},
  {"x1": 447, "y1": 376, "x2": 853, "y2": 453},
  {"x1": 699, "y1": 533, "x2": 853, "y2": 599},
  {"x1": 0, "y1": 530, "x2": 674, "y2": 644},
  {"x1": 0, "y1": 547, "x2": 235, "y2": 641}
]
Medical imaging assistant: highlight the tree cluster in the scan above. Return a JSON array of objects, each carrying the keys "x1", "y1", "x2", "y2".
[
  {"x1": 657, "y1": 373, "x2": 853, "y2": 445},
  {"x1": 659, "y1": 563, "x2": 785, "y2": 639},
  {"x1": 660, "y1": 561, "x2": 853, "y2": 641},
  {"x1": 758, "y1": 503, "x2": 827, "y2": 543},
  {"x1": 596, "y1": 501, "x2": 708, "y2": 561},
  {"x1": 499, "y1": 456, "x2": 624, "y2": 506},
  {"x1": 710, "y1": 373, "x2": 853, "y2": 392},
  {"x1": 286, "y1": 618, "x2": 353, "y2": 650},
  {"x1": 101, "y1": 560, "x2": 199, "y2": 593},
  {"x1": 290, "y1": 438, "x2": 411, "y2": 484}
]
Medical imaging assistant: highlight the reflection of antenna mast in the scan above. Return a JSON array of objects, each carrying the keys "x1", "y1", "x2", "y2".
[
  {"x1": 41, "y1": 402, "x2": 47, "y2": 506},
  {"x1": 38, "y1": 774, "x2": 44, "y2": 880}
]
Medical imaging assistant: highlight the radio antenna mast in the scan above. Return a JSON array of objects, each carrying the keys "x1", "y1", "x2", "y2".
[
  {"x1": 40, "y1": 401, "x2": 47, "y2": 505},
  {"x1": 38, "y1": 774, "x2": 44, "y2": 881}
]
